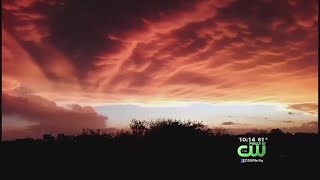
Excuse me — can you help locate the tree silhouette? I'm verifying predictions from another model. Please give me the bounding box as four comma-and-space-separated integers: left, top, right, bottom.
130, 119, 148, 136
270, 128, 285, 135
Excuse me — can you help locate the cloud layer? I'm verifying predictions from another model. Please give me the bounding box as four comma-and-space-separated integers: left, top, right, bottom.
2, 0, 318, 138
287, 103, 318, 115
224, 121, 318, 135
2, 93, 107, 140
2, 0, 318, 105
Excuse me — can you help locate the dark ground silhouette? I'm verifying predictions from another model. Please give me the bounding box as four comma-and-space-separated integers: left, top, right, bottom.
2, 119, 319, 176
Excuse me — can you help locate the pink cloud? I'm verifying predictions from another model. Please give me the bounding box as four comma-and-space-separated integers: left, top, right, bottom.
1, 0, 318, 111
2, 93, 108, 140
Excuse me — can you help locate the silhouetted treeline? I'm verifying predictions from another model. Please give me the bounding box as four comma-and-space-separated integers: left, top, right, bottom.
2, 119, 317, 144
2, 119, 318, 174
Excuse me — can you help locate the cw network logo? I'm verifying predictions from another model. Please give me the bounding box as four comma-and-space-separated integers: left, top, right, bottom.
237, 144, 266, 157
237, 137, 268, 164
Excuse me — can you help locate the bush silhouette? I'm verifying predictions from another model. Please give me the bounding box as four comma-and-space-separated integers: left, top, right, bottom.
130, 118, 210, 137
130, 119, 148, 136
269, 128, 285, 135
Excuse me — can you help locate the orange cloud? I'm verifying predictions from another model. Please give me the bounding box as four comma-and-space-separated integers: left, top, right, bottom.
1, 0, 318, 112
287, 103, 318, 115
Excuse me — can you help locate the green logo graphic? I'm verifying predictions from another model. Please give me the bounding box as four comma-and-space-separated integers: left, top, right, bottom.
237, 143, 266, 157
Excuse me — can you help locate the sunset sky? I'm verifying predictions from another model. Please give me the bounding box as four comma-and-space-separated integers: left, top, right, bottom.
2, 0, 318, 140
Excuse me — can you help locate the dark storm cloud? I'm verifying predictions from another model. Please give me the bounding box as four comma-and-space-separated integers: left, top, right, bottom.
48, 0, 198, 73
3, 0, 199, 76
